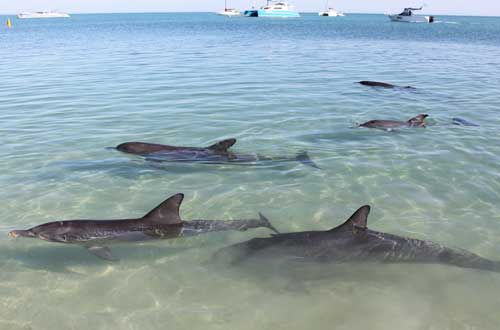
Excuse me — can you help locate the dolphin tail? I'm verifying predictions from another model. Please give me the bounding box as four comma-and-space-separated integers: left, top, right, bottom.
296, 151, 320, 169
258, 212, 280, 234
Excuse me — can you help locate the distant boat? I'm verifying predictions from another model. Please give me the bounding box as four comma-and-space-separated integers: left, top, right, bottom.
388, 7, 434, 23
17, 10, 70, 19
318, 1, 344, 17
318, 8, 345, 17
216, 0, 241, 16
244, 1, 300, 18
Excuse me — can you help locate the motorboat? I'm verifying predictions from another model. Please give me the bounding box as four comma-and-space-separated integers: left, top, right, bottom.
318, 1, 344, 16
17, 10, 70, 19
318, 8, 345, 17
388, 7, 434, 23
244, 1, 300, 18
216, 1, 241, 16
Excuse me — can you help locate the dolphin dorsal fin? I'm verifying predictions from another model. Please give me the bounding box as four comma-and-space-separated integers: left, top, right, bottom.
142, 193, 184, 224
208, 138, 236, 152
329, 205, 370, 232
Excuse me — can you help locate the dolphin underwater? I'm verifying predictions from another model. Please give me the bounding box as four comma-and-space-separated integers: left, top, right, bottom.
359, 81, 416, 89
358, 114, 428, 130
452, 117, 480, 127
116, 138, 319, 169
214, 205, 500, 273
8, 193, 278, 261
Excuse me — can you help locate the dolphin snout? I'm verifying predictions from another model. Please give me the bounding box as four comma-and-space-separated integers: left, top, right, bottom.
8, 230, 33, 238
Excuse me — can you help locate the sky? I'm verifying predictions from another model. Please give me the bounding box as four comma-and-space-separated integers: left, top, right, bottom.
1, 0, 499, 17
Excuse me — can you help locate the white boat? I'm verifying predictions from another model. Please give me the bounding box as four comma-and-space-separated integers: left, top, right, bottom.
244, 1, 300, 18
318, 8, 345, 17
388, 7, 434, 23
216, 0, 241, 16
17, 10, 70, 19
318, 1, 344, 16
217, 8, 241, 16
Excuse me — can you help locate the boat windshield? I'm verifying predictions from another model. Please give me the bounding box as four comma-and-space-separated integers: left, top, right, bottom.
399, 7, 422, 16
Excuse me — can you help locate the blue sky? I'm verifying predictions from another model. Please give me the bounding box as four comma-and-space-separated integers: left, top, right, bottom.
2, 0, 499, 16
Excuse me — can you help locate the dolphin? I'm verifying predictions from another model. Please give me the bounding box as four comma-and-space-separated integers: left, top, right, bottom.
116, 138, 319, 169
452, 117, 480, 127
8, 193, 278, 261
359, 81, 416, 89
214, 205, 500, 273
358, 114, 428, 130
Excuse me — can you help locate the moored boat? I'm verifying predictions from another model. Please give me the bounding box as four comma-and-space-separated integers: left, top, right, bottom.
318, 8, 345, 17
318, 1, 344, 16
216, 0, 241, 16
244, 1, 300, 18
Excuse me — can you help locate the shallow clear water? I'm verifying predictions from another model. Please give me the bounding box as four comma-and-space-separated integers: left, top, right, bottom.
1, 13, 500, 329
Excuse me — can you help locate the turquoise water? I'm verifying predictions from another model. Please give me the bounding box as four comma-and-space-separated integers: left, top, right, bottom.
1, 13, 500, 329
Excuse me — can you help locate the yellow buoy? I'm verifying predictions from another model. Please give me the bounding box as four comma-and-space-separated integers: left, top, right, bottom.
7, 18, 11, 29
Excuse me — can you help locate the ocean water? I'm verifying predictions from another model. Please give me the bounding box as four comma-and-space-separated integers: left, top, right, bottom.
1, 12, 500, 330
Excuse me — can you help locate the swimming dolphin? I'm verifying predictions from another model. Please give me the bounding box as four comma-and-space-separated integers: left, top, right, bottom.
452, 117, 480, 127
8, 193, 278, 261
116, 138, 319, 168
359, 81, 416, 89
358, 114, 428, 130
214, 205, 500, 273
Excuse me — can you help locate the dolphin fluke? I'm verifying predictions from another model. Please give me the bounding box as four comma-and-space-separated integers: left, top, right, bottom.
296, 151, 320, 169
258, 212, 280, 234
208, 138, 237, 152
142, 193, 184, 225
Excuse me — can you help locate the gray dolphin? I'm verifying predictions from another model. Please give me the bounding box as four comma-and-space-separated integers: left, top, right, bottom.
116, 138, 319, 168
9, 193, 278, 261
452, 117, 480, 127
214, 205, 500, 273
358, 114, 428, 130
359, 81, 416, 89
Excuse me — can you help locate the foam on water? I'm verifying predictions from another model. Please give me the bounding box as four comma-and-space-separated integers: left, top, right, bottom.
1, 13, 500, 330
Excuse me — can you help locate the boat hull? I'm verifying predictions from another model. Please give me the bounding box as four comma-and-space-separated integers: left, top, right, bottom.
318, 11, 344, 17
244, 9, 300, 17
257, 9, 300, 17
216, 11, 241, 17
244, 10, 259, 17
388, 14, 434, 23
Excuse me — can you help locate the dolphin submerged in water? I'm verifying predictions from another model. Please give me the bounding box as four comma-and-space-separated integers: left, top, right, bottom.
9, 193, 278, 261
116, 138, 319, 169
358, 114, 428, 130
214, 205, 500, 273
